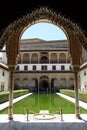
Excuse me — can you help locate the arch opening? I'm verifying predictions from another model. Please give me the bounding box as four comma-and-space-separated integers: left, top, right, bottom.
21, 22, 67, 41
0, 7, 85, 120
39, 76, 49, 93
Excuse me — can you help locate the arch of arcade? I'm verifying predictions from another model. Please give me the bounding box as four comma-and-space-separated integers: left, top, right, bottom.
0, 7, 87, 120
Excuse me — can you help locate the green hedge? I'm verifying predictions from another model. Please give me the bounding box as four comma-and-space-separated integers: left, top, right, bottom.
60, 89, 75, 98
0, 89, 29, 103
60, 89, 87, 103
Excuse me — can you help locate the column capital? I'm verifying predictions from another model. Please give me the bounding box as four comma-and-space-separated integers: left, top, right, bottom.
8, 65, 16, 73
71, 65, 80, 73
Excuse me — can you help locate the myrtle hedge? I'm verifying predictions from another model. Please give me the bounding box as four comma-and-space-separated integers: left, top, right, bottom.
60, 89, 87, 103
0, 89, 29, 103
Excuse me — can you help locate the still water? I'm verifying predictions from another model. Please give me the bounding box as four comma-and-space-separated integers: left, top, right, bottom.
0, 93, 87, 114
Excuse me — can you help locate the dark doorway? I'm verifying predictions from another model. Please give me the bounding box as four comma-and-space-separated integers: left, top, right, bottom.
39, 80, 49, 93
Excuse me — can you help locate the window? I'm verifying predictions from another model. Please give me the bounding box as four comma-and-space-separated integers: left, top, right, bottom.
1, 82, 4, 91
69, 65, 72, 70
52, 65, 56, 70
41, 65, 47, 70
24, 65, 28, 70
16, 66, 19, 70
84, 71, 86, 76
33, 65, 36, 70
61, 65, 65, 70
2, 70, 5, 76
40, 56, 48, 63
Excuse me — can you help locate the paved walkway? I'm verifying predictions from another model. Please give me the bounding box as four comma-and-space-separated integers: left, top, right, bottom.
0, 93, 32, 110
0, 113, 87, 130
56, 93, 87, 110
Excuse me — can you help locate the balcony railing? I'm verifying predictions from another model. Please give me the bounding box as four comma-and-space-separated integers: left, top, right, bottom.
16, 63, 72, 71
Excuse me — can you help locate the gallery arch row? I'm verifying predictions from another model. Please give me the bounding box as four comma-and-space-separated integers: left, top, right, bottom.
14, 73, 74, 92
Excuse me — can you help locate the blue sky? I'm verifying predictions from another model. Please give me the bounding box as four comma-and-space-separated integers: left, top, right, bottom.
0, 22, 67, 57
21, 22, 67, 40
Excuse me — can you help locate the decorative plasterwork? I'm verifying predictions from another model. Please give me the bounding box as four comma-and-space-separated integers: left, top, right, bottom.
0, 7, 87, 50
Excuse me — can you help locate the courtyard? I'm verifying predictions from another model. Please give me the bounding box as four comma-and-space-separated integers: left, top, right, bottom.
0, 93, 87, 130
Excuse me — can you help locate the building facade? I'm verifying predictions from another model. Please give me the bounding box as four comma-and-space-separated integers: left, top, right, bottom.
1, 38, 87, 92
78, 47, 87, 91
79, 62, 87, 91
0, 62, 9, 91
13, 39, 74, 93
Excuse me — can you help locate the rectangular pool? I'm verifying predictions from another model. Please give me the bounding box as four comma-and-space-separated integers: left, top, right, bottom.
0, 93, 87, 114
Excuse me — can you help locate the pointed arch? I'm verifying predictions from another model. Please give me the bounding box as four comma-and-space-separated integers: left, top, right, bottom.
23, 53, 29, 63
1, 7, 85, 120
51, 78, 58, 92
23, 78, 30, 89
31, 78, 38, 92
31, 53, 38, 63
60, 78, 67, 89
14, 78, 21, 90
0, 7, 86, 51
59, 53, 66, 63
50, 53, 57, 63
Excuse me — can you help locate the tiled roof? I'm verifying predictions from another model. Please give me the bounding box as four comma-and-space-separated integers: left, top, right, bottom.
20, 39, 68, 51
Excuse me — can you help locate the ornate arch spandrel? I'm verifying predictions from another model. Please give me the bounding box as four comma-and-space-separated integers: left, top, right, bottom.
0, 7, 87, 52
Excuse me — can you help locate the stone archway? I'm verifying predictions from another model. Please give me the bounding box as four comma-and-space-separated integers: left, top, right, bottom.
40, 80, 49, 93
0, 7, 87, 50
31, 78, 38, 93
14, 78, 21, 90
39, 75, 49, 93
0, 7, 87, 120
51, 78, 58, 92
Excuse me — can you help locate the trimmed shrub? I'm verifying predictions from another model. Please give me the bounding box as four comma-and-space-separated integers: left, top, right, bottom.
60, 89, 75, 98
0, 89, 29, 103
60, 89, 87, 103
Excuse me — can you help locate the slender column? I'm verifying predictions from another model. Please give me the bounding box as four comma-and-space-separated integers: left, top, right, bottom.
73, 66, 81, 119
38, 53, 40, 63
49, 52, 50, 63
49, 79, 51, 93
8, 66, 15, 120
21, 54, 23, 64
66, 53, 68, 63
6, 30, 20, 120
57, 53, 59, 63
30, 53, 31, 64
